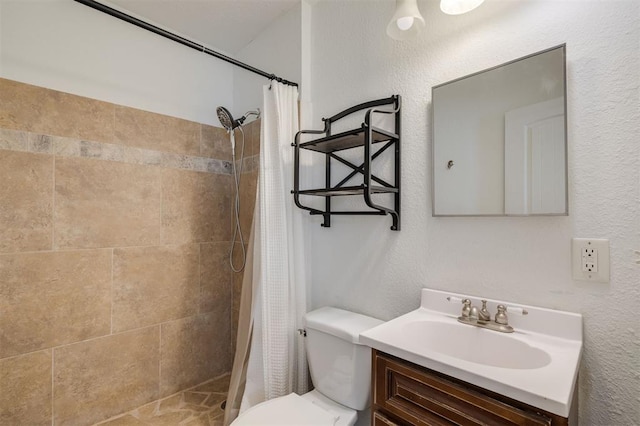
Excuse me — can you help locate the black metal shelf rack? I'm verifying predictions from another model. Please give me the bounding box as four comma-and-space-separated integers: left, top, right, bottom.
292, 95, 401, 230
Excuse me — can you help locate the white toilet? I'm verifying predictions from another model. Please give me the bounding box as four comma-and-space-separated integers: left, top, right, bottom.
232, 306, 383, 426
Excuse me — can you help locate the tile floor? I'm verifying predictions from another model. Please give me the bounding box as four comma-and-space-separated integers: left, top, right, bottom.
95, 374, 230, 426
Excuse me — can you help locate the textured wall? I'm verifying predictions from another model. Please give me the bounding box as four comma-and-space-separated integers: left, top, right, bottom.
0, 78, 234, 425
307, 1, 639, 424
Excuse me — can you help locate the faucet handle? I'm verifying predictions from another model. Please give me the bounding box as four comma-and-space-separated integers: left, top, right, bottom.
495, 305, 509, 325
446, 296, 472, 319
461, 299, 472, 319
495, 304, 528, 325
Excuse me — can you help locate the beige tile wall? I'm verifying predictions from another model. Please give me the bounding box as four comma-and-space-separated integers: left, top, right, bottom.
0, 150, 53, 252
0, 78, 257, 426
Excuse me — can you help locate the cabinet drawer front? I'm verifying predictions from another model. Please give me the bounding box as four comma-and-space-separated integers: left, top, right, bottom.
373, 352, 552, 426
373, 410, 403, 426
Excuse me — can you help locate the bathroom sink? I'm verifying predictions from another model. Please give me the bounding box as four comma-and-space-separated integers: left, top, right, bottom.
359, 288, 582, 418
401, 320, 551, 369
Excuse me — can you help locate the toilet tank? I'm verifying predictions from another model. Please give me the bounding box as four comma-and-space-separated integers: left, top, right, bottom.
303, 307, 383, 411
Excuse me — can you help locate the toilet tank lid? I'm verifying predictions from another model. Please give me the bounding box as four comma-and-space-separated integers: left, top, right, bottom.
304, 307, 383, 345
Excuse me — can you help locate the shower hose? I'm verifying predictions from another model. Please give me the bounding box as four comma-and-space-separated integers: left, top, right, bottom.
229, 127, 246, 273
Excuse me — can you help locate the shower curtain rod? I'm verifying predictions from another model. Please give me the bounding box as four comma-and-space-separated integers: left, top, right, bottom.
73, 0, 299, 87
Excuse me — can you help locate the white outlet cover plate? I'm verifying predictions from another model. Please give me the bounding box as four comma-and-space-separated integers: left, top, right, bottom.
572, 238, 610, 283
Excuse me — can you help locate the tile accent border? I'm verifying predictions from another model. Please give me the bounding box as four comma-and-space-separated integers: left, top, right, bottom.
0, 128, 231, 175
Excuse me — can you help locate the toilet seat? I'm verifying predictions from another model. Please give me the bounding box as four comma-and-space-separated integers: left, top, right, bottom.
231, 391, 357, 426
300, 390, 357, 426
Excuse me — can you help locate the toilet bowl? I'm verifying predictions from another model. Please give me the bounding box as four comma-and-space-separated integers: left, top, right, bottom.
231, 307, 382, 426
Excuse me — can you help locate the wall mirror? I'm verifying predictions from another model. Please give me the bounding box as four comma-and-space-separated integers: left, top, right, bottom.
432, 45, 567, 216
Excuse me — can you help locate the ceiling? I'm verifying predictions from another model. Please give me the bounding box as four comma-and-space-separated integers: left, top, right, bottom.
105, 0, 300, 54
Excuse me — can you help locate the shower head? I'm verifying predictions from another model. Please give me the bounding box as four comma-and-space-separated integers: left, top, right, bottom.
216, 106, 237, 131
216, 106, 261, 131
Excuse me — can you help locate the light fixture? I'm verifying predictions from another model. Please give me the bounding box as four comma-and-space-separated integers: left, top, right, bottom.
440, 0, 485, 15
386, 0, 425, 40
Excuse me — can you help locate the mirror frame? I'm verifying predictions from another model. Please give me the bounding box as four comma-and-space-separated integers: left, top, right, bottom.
431, 44, 568, 217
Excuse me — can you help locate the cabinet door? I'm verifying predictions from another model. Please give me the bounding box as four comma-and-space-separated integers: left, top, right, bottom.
373, 351, 553, 426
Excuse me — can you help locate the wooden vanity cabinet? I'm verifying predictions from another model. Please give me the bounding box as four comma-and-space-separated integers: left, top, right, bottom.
371, 350, 569, 426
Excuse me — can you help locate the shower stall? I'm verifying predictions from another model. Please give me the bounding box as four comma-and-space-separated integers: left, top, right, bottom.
0, 1, 299, 425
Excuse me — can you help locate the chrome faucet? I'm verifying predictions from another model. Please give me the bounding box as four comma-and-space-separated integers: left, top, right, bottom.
454, 298, 527, 333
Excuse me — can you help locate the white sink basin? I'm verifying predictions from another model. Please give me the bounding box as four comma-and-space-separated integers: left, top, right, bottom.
359, 288, 582, 418
402, 320, 551, 369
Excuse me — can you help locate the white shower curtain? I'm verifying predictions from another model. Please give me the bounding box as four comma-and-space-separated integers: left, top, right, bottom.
238, 81, 309, 413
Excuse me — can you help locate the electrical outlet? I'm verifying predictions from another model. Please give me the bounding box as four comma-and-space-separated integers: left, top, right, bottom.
582, 247, 597, 272
572, 238, 609, 282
